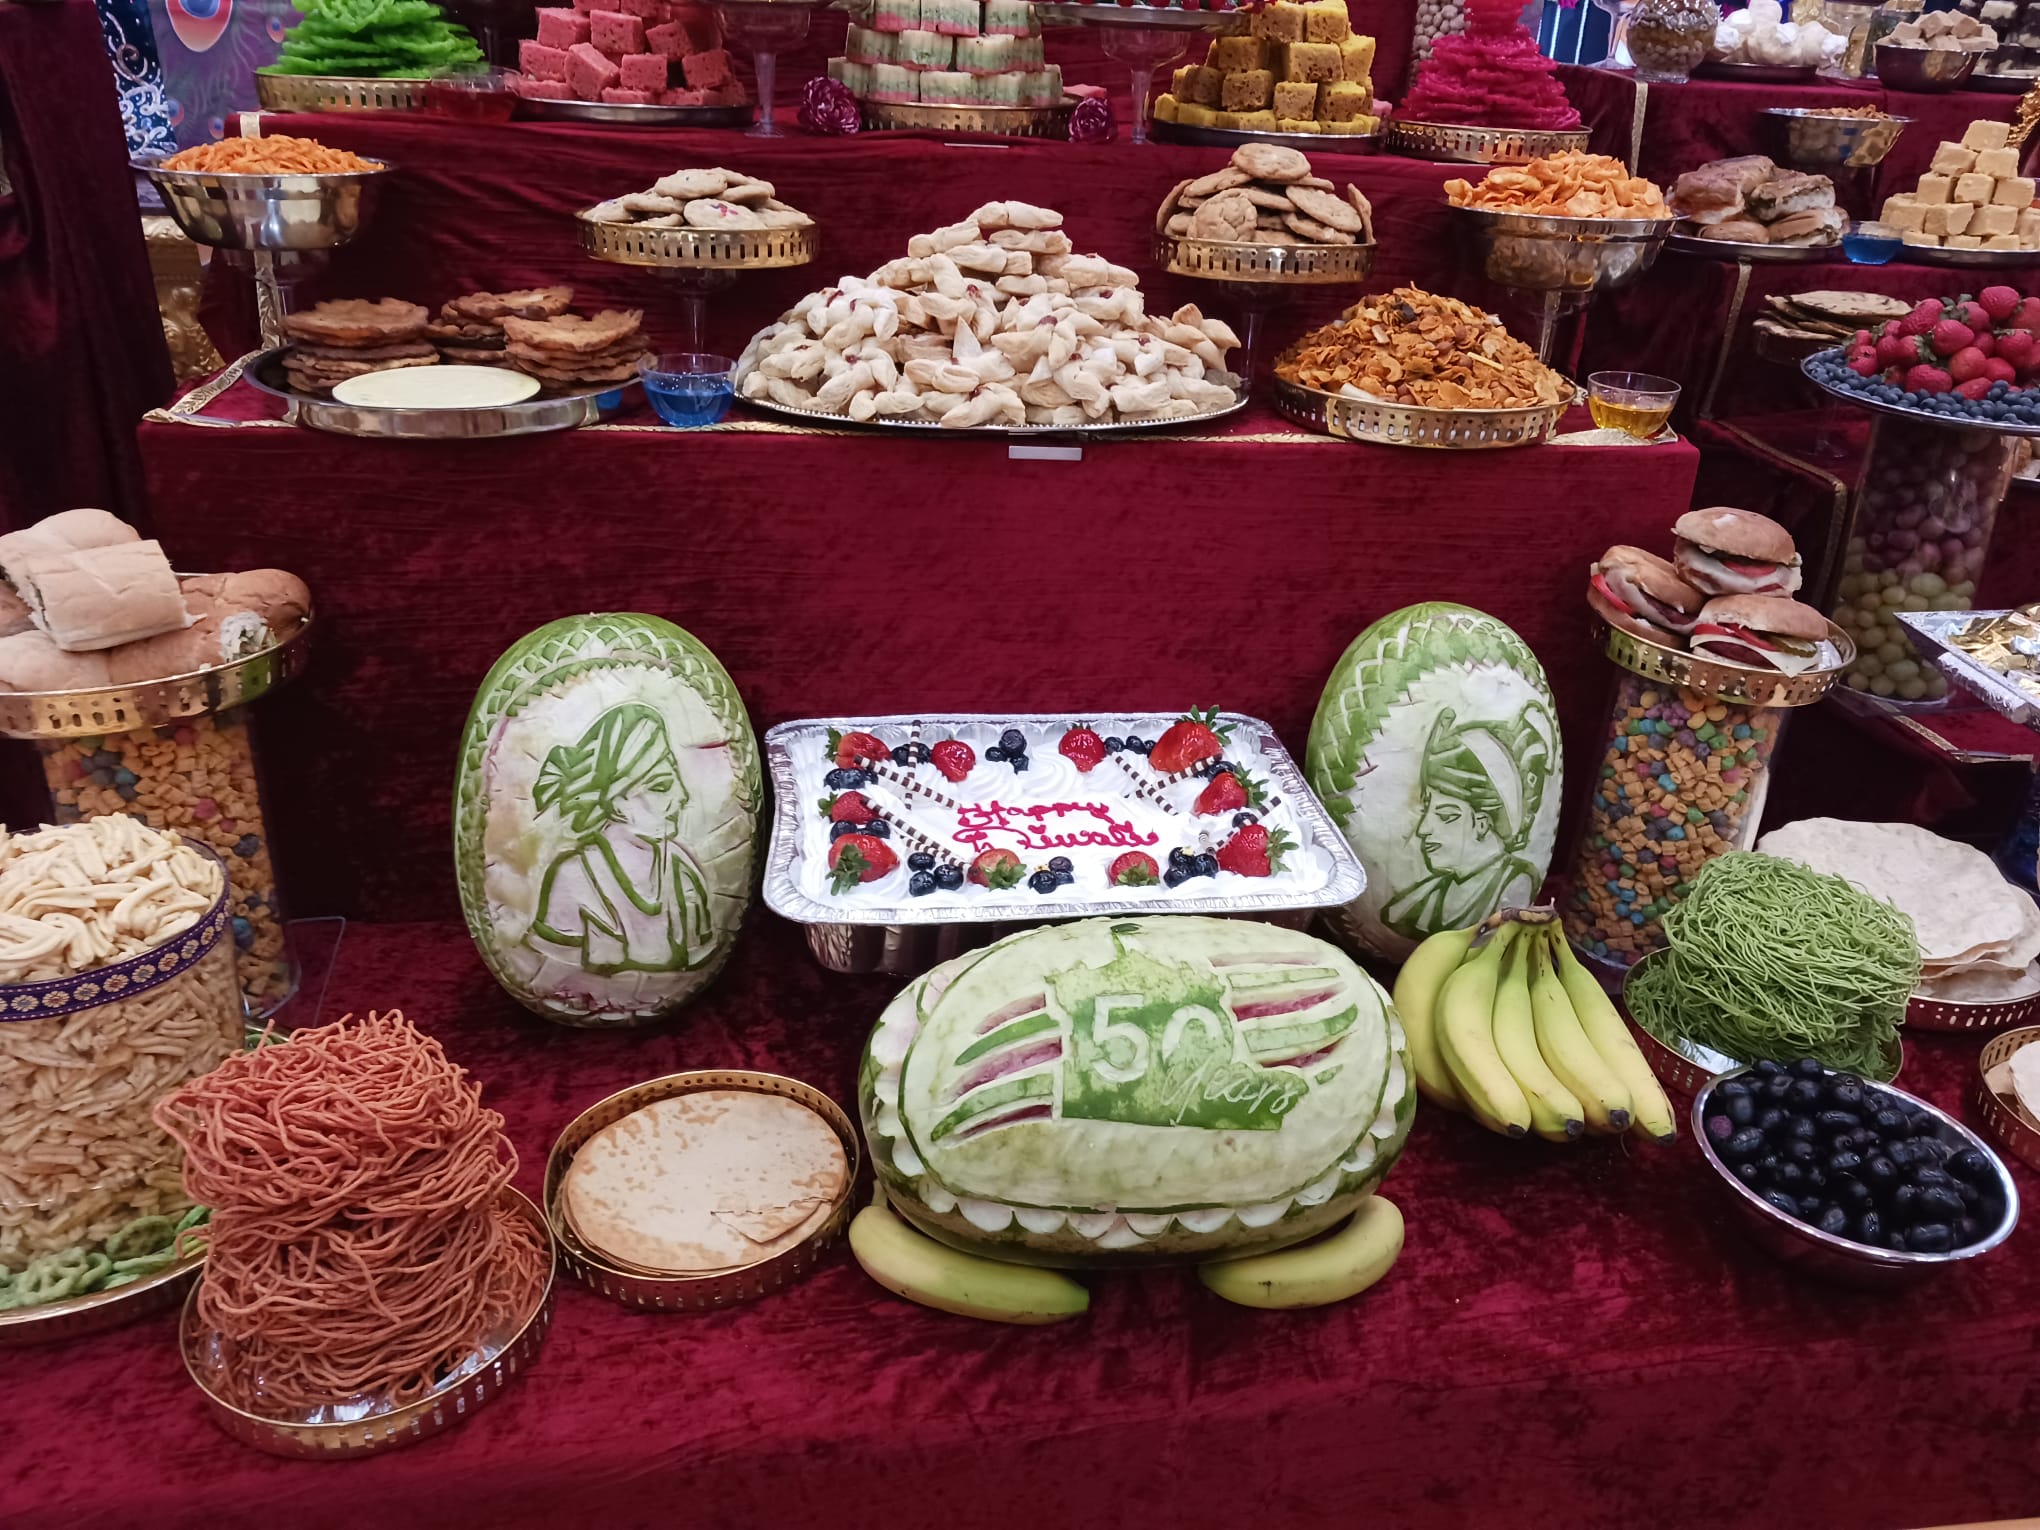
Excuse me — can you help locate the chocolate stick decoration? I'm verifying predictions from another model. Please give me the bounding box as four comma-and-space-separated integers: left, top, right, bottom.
1112, 754, 1178, 814
856, 755, 959, 811
869, 805, 959, 867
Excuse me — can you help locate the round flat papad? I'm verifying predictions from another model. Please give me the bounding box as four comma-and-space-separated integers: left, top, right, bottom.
333, 364, 540, 409
563, 1090, 849, 1276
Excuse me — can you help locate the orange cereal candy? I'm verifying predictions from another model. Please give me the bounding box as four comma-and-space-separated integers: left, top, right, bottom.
1273, 286, 1570, 408
1444, 152, 1670, 220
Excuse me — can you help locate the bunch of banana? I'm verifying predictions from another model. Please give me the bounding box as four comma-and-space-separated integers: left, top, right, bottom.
1392, 911, 1676, 1144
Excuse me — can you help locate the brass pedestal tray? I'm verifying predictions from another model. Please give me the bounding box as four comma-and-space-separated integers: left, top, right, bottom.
1974, 1027, 2040, 1173
180, 1188, 554, 1459
0, 1245, 204, 1349
1596, 614, 1856, 709
1271, 373, 1573, 449
1907, 985, 2040, 1033
578, 212, 816, 352
1386, 118, 1588, 164
516, 97, 754, 127
742, 391, 1248, 436
1154, 233, 1374, 382
543, 1071, 857, 1311
859, 97, 1076, 137
0, 618, 311, 741
254, 71, 429, 112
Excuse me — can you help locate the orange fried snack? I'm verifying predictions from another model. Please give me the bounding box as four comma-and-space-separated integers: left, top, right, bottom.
1274, 286, 1571, 409
1444, 151, 1670, 219
160, 134, 381, 175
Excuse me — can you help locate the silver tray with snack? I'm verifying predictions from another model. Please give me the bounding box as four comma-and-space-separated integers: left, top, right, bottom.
243, 347, 638, 439
1668, 230, 1836, 263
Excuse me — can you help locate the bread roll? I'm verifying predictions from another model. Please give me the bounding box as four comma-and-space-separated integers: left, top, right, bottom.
19, 541, 192, 652
0, 584, 36, 640
0, 509, 139, 593
0, 631, 113, 692
106, 570, 311, 684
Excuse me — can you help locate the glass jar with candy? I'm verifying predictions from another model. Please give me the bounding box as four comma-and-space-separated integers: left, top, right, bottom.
1624, 0, 1720, 79
1562, 615, 1850, 974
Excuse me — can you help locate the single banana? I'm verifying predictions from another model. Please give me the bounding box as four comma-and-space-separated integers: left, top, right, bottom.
1198, 1196, 1405, 1309
1492, 937, 1584, 1143
1435, 924, 1533, 1138
1528, 928, 1633, 1136
1550, 933, 1677, 1143
1391, 924, 1478, 1113
848, 1201, 1090, 1324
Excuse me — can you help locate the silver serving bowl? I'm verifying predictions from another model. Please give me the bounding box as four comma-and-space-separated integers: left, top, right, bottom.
134, 157, 392, 252
1761, 106, 1910, 169
1449, 205, 1676, 294
1872, 43, 1980, 92
1692, 1067, 2018, 1288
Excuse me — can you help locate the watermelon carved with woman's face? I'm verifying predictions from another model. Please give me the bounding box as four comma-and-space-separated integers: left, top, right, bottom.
860, 915, 1415, 1266
1307, 603, 1563, 961
455, 614, 760, 1027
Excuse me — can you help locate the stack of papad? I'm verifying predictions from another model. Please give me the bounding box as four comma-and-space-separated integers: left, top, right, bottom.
1757, 818, 2040, 1003
562, 1090, 849, 1276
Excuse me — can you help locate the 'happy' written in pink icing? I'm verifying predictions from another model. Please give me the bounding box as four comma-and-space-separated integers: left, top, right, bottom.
952, 801, 1160, 853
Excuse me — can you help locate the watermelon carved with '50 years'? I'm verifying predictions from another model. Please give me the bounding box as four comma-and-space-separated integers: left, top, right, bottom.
860, 915, 1415, 1266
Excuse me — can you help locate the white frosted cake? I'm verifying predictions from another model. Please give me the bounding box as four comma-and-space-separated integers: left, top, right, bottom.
770, 711, 1352, 916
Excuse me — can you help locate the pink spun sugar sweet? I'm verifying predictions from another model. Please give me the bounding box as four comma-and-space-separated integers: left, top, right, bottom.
1399, 0, 1579, 129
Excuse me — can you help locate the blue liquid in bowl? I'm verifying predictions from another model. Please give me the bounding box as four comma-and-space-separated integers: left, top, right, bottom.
645, 373, 734, 427
1843, 230, 1902, 265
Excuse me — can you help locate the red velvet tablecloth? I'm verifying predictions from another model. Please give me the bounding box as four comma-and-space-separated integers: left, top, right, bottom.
3, 914, 2038, 1530
133, 373, 1697, 923
0, 0, 175, 529
1559, 62, 2027, 200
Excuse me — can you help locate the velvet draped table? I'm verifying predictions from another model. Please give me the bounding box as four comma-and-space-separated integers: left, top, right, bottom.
0, 0, 174, 529
3, 915, 2039, 1530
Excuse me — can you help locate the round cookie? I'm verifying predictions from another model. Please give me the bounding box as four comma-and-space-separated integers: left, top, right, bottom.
1184, 165, 1251, 199
1192, 188, 1258, 241
1231, 142, 1311, 183
1288, 184, 1365, 233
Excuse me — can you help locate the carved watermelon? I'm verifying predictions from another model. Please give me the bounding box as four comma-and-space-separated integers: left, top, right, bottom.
860, 916, 1414, 1266
1308, 603, 1562, 961
455, 614, 760, 1027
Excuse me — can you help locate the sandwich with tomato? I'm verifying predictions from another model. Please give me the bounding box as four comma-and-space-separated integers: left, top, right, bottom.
1690, 594, 1829, 675
1672, 507, 1803, 597
1589, 545, 1707, 645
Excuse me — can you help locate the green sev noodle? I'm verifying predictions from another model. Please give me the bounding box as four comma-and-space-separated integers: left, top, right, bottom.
1627, 851, 1919, 1077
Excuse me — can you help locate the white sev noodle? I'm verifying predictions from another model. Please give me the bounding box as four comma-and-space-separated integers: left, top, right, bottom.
0, 818, 239, 1272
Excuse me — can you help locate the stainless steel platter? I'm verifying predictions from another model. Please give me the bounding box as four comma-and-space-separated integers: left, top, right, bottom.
243, 347, 638, 439
739, 391, 1247, 436
1451, 204, 1676, 293
134, 156, 393, 252
1694, 59, 1818, 81
1150, 119, 1382, 154
1971, 69, 2040, 93
1909, 242, 2040, 270
1802, 349, 2040, 435
1899, 609, 2040, 728
1031, 2, 1234, 27
1669, 230, 1837, 264
761, 711, 1366, 939
514, 97, 753, 127
1760, 106, 1909, 170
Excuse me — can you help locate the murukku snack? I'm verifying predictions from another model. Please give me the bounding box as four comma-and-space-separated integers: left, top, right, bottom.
0, 818, 239, 1275
159, 135, 382, 175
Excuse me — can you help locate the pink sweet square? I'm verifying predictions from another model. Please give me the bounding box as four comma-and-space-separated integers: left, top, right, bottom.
600, 86, 657, 102
618, 0, 666, 18
518, 38, 570, 78
534, 7, 591, 46
680, 46, 731, 87
701, 82, 744, 106
566, 40, 621, 96
662, 86, 706, 105
617, 51, 668, 88
645, 21, 690, 56
588, 9, 646, 55
514, 75, 576, 98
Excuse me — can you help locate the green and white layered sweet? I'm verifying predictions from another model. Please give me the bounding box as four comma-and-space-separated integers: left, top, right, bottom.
455, 614, 759, 1028
1309, 602, 1563, 961
860, 916, 1414, 1266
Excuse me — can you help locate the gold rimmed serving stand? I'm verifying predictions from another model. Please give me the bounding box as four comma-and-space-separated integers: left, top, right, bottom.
859, 97, 1076, 138
577, 213, 817, 352
1154, 233, 1375, 383
1271, 373, 1574, 449
253, 72, 429, 112
1386, 118, 1588, 164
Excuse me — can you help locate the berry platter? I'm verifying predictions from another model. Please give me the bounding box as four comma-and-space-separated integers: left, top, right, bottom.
1803, 290, 2040, 432
761, 711, 1365, 976
1804, 349, 2040, 434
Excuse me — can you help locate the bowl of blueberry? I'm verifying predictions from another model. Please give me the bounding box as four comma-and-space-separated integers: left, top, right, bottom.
1694, 1059, 2018, 1286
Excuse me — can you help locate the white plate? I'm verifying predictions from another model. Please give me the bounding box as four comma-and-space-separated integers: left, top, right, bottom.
332, 365, 541, 409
